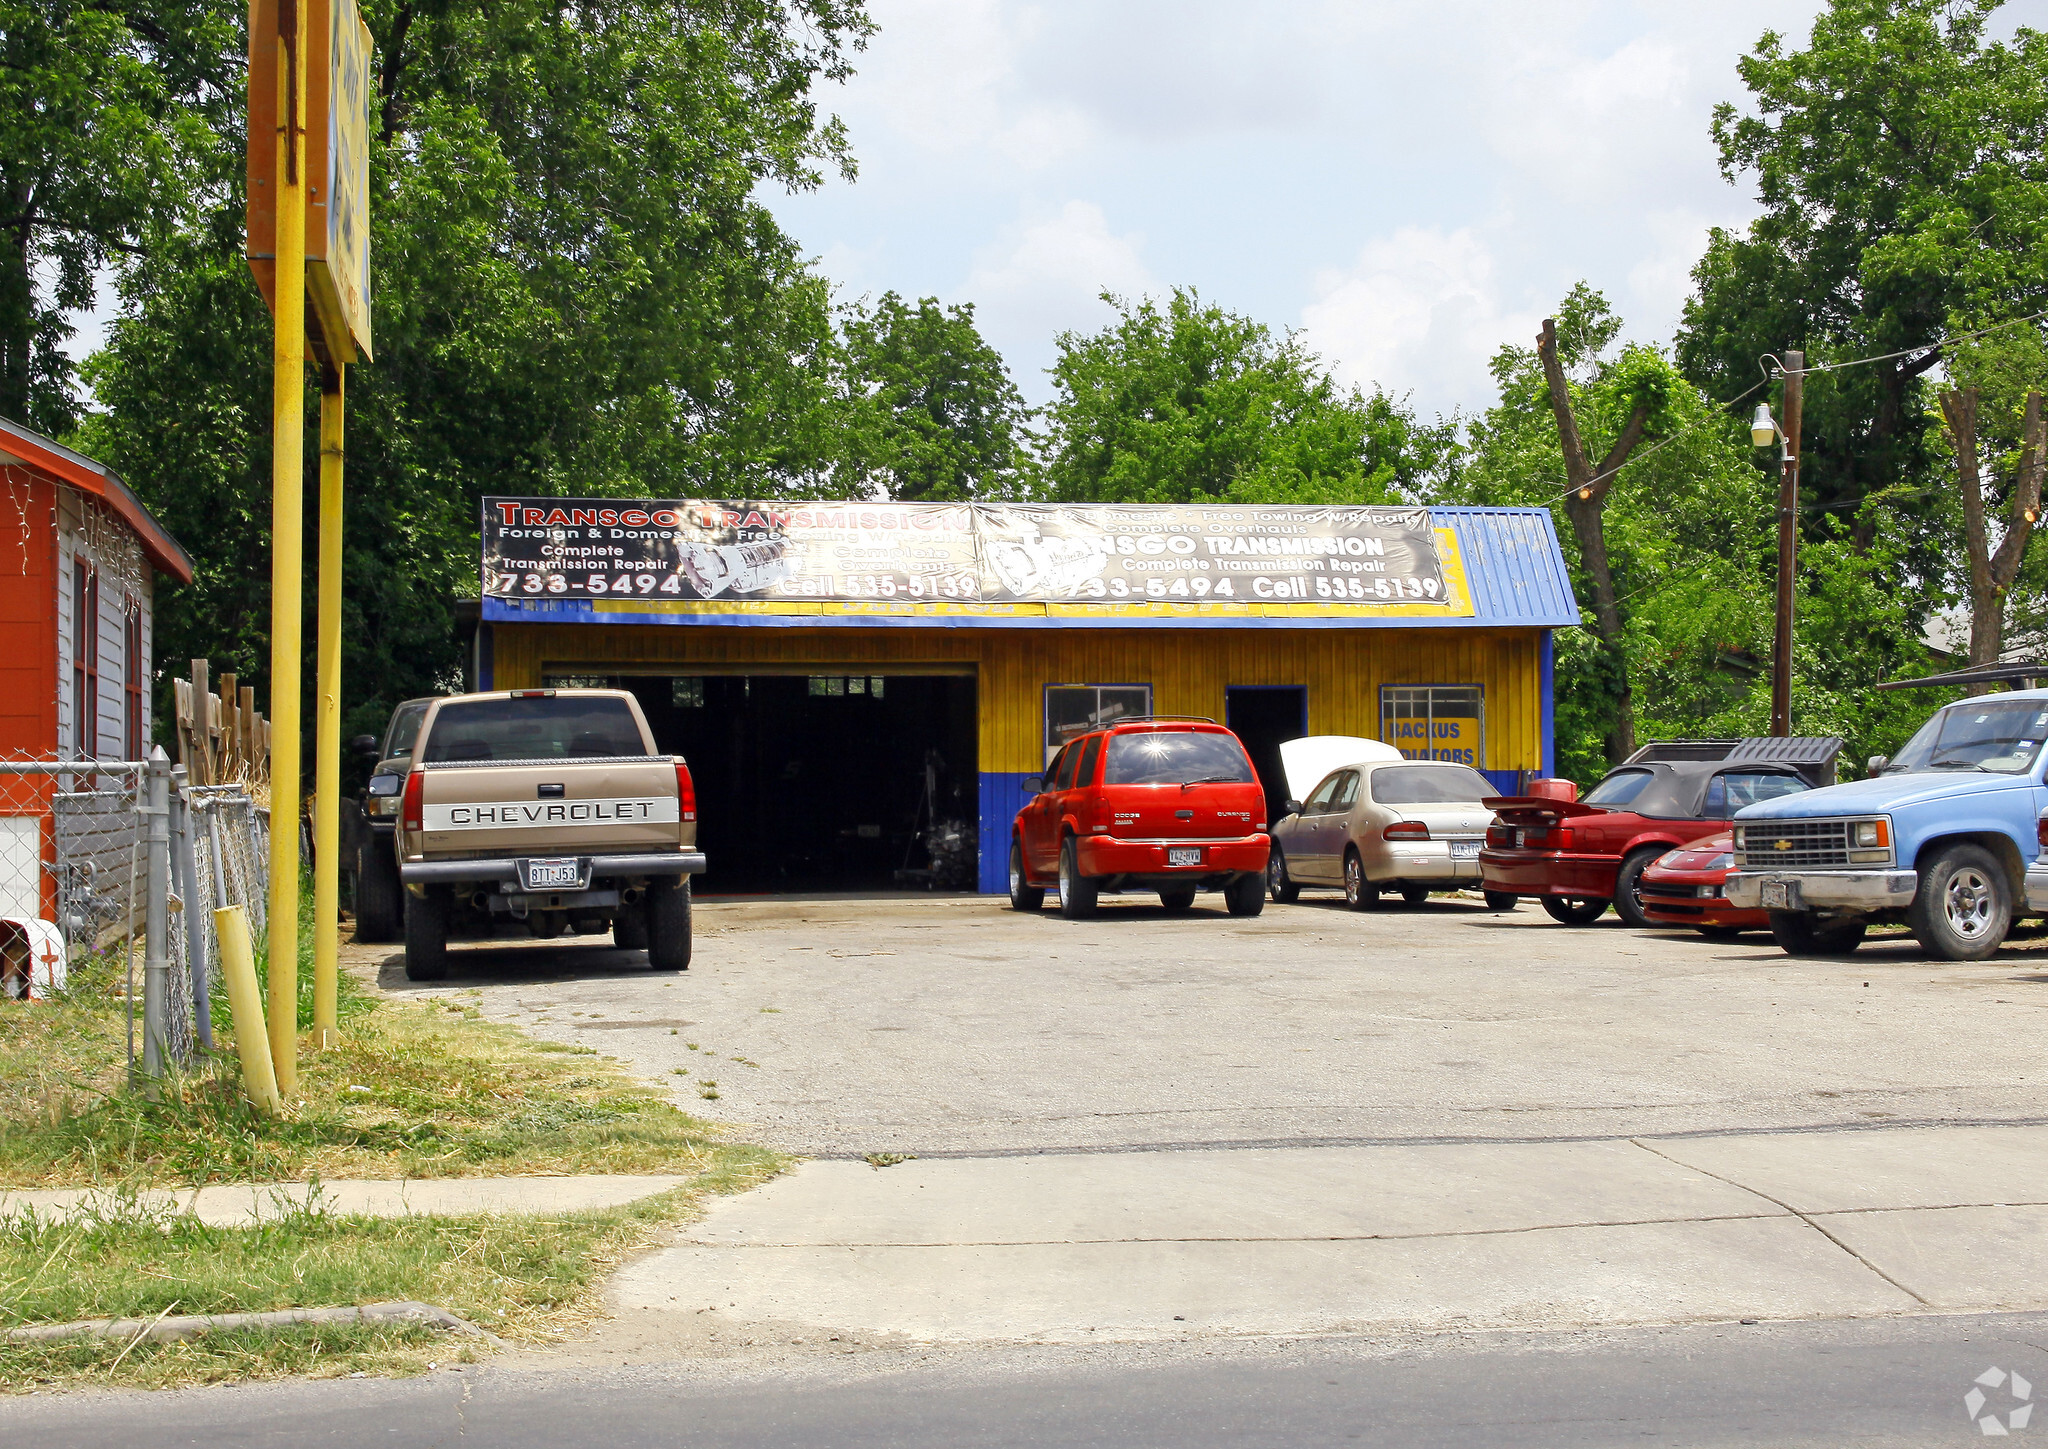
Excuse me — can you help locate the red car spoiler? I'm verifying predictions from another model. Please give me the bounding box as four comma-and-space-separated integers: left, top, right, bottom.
1481, 795, 1610, 825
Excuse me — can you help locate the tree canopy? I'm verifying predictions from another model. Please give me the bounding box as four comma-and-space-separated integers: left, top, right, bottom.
0, 0, 236, 432
1676, 0, 2048, 552
1039, 288, 1446, 506
835, 291, 1030, 502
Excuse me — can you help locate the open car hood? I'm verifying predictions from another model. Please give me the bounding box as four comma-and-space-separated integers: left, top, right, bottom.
1280, 736, 1403, 801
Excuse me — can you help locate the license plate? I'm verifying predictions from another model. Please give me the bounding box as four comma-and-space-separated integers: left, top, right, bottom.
1450, 841, 1481, 860
1167, 847, 1202, 868
522, 858, 582, 890
1761, 879, 1798, 911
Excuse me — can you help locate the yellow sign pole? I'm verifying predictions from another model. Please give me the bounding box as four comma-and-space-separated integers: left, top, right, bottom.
313, 362, 345, 1048
267, 0, 308, 1093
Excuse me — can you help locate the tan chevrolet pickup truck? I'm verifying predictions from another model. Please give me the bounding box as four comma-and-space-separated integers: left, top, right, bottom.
394, 688, 703, 980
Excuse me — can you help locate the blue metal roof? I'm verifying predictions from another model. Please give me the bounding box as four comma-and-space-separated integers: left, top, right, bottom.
1432, 507, 1581, 628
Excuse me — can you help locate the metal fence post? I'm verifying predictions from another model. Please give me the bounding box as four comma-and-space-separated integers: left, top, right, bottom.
141, 749, 172, 1083
171, 767, 212, 1051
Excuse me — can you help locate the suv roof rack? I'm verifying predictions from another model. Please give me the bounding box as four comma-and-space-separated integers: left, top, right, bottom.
1108, 715, 1218, 726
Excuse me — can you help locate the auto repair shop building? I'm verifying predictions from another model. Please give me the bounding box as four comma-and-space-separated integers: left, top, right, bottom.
471, 500, 1577, 895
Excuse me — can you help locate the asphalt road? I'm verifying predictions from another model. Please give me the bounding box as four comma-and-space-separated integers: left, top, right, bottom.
8, 1311, 2044, 1447
364, 890, 2048, 1157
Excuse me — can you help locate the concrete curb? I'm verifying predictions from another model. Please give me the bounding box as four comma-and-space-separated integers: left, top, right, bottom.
7, 1300, 505, 1348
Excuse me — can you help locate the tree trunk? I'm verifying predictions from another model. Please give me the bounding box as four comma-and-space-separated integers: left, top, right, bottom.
1536, 318, 1649, 762
0, 201, 32, 426
1941, 388, 2046, 695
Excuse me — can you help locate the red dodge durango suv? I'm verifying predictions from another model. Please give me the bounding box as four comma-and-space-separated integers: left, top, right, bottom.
1010, 719, 1271, 919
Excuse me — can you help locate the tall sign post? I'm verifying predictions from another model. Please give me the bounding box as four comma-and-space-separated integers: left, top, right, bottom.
249, 0, 373, 1070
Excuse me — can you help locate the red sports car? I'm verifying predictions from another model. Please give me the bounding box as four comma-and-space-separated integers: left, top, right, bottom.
1478, 760, 1811, 928
1635, 831, 1767, 938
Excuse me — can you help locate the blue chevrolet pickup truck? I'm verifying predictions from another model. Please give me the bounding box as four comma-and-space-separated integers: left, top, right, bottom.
1724, 691, 2048, 959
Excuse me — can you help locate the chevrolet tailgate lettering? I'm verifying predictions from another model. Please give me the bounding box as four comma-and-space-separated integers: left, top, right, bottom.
423, 797, 680, 831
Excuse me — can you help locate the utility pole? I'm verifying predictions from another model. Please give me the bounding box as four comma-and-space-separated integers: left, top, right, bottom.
1771, 350, 1804, 738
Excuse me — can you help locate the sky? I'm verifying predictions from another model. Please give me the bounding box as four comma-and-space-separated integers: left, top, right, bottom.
766, 0, 1831, 418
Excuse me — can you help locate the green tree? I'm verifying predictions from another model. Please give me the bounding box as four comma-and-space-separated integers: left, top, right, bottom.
1449, 284, 1944, 783
1040, 287, 1446, 505
77, 0, 873, 752
835, 291, 1030, 501
1675, 0, 2048, 552
0, 0, 236, 430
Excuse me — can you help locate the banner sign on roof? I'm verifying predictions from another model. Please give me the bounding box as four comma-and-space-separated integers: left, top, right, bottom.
479, 498, 1470, 623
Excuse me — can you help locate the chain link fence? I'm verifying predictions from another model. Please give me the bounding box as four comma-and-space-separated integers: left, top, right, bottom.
0, 756, 268, 1073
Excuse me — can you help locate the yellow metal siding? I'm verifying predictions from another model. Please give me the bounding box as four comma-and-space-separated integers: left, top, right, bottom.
489, 624, 1545, 775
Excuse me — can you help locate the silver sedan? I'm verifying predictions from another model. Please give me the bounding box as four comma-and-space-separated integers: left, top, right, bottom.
1267, 760, 1503, 909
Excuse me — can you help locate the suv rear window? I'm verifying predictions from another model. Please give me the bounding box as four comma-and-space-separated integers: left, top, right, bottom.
1103, 731, 1254, 786
1370, 763, 1494, 804
421, 696, 648, 763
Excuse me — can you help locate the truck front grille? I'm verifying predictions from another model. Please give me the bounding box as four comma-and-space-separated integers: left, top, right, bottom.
1740, 819, 1851, 870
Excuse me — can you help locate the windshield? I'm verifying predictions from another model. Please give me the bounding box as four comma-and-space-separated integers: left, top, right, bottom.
421, 696, 648, 763
1887, 700, 2048, 775
1370, 764, 1494, 805
382, 702, 428, 760
1103, 731, 1255, 786
1583, 769, 1654, 807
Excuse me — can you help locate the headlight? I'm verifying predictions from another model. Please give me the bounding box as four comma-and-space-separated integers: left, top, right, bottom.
367, 773, 402, 796
1703, 852, 1733, 872
1851, 819, 1889, 848
1731, 826, 1745, 849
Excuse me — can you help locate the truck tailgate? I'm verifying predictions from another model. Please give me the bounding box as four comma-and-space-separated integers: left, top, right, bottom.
417, 759, 685, 857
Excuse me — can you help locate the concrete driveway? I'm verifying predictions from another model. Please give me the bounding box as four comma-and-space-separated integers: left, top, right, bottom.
359, 891, 2048, 1349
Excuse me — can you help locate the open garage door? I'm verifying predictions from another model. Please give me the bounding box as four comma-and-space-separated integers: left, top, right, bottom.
605, 672, 977, 895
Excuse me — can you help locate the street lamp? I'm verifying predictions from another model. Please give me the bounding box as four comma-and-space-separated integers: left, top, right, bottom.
1756, 356, 1804, 739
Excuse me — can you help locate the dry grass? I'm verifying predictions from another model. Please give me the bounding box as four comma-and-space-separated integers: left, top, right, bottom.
0, 950, 770, 1188
0, 897, 788, 1391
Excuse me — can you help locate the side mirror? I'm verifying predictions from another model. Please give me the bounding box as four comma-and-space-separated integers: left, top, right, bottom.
350, 734, 380, 758
1284, 800, 1304, 818
1866, 755, 1888, 776
1023, 776, 1043, 795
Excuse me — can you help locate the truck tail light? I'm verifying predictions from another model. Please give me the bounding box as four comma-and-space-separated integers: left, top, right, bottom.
1383, 821, 1430, 841
2039, 815, 2048, 851
401, 769, 424, 832
509, 688, 555, 698
674, 759, 697, 823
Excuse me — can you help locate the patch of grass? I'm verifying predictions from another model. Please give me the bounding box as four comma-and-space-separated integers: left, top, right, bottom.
0, 885, 780, 1189
0, 1174, 771, 1392
4, 1320, 458, 1392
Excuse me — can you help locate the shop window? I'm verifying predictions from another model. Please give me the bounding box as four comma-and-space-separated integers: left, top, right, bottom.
1380, 685, 1483, 766
672, 677, 705, 708
806, 676, 886, 698
544, 673, 614, 689
1044, 683, 1151, 764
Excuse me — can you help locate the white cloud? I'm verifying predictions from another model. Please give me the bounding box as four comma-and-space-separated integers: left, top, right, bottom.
1301, 227, 1541, 413
963, 200, 1155, 348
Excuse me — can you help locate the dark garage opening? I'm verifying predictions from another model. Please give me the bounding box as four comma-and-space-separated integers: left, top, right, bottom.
1226, 685, 1308, 825
608, 673, 978, 895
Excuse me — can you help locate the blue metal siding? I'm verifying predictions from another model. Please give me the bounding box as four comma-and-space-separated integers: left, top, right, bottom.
978, 772, 1038, 893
